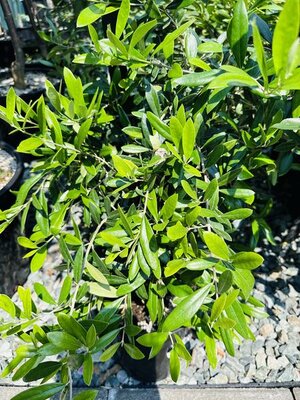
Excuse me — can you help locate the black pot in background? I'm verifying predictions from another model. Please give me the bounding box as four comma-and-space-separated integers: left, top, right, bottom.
0, 141, 23, 210
0, 38, 14, 69
0, 64, 57, 148
0, 29, 41, 69
118, 338, 171, 383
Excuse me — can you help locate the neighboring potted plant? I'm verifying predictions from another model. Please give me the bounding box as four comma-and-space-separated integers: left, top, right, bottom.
0, 0, 299, 399
0, 138, 22, 208
0, 0, 47, 88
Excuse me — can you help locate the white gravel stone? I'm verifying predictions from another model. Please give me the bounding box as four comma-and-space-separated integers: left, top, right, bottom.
256, 348, 267, 369
209, 373, 229, 384
259, 323, 274, 337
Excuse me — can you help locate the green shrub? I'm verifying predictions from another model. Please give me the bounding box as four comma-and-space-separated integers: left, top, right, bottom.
0, 0, 299, 398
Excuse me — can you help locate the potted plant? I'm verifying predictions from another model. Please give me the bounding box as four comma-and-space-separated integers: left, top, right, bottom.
0, 0, 47, 88
0, 0, 299, 398
0, 138, 22, 208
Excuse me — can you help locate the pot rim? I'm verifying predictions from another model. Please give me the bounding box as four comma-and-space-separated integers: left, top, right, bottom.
0, 141, 22, 197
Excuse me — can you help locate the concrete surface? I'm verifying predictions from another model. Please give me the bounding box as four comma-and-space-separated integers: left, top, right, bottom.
108, 388, 294, 400
293, 388, 300, 400
0, 386, 297, 400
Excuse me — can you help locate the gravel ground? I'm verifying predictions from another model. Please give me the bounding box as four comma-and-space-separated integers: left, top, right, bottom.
0, 72, 58, 97
0, 214, 299, 387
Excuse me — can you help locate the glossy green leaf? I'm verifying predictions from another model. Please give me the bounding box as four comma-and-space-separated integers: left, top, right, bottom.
117, 273, 145, 296
232, 252, 263, 270
198, 41, 223, 53
173, 70, 219, 87
186, 258, 216, 270
252, 22, 268, 88
17, 236, 37, 249
218, 270, 233, 293
203, 231, 230, 260
18, 286, 32, 319
226, 301, 253, 339
73, 390, 99, 400
83, 353, 93, 385
57, 313, 87, 344
92, 328, 121, 354
272, 0, 300, 77
6, 87, 15, 121
185, 28, 198, 60
124, 343, 145, 360
34, 283, 56, 305
147, 112, 172, 141
140, 217, 161, 278
146, 85, 161, 116
153, 20, 194, 55
204, 334, 217, 369
227, 0, 249, 67
122, 145, 149, 154
47, 331, 82, 351
74, 245, 84, 283
272, 118, 300, 131
214, 316, 236, 329
99, 342, 121, 362
182, 118, 196, 161
164, 259, 187, 277
137, 332, 169, 347
23, 361, 61, 382
88, 282, 118, 298
58, 276, 72, 305
130, 19, 157, 49
77, 4, 118, 27
12, 356, 40, 382
220, 327, 235, 356
116, 0, 130, 38
17, 137, 43, 153
174, 338, 192, 363
162, 284, 211, 332
161, 193, 178, 220
112, 155, 137, 177
223, 208, 252, 220
208, 71, 258, 89
86, 262, 109, 285
86, 325, 97, 349
232, 269, 254, 299
204, 178, 218, 201
211, 293, 227, 321
0, 294, 16, 317
11, 383, 65, 400
170, 348, 180, 382
147, 190, 158, 221
167, 221, 188, 241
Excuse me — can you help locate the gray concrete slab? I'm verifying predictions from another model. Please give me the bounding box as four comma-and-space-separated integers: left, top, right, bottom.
0, 386, 296, 400
108, 388, 294, 400
293, 388, 300, 400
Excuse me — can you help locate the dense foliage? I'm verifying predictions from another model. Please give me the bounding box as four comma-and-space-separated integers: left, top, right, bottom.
0, 0, 299, 399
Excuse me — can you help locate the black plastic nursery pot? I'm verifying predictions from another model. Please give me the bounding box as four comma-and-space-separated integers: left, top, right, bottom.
118, 338, 171, 383
0, 64, 58, 148
0, 141, 23, 210
0, 38, 15, 69
0, 29, 41, 69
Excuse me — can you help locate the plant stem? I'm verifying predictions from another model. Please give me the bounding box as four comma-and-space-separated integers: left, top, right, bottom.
70, 217, 107, 315
200, 152, 219, 297
0, 0, 26, 89
68, 366, 73, 400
